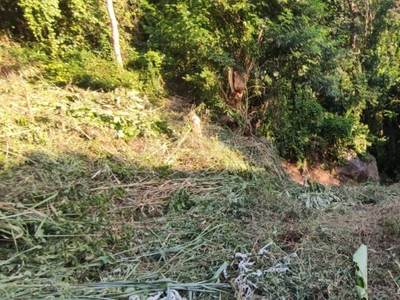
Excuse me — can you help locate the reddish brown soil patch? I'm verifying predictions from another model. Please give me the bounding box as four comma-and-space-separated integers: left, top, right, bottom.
282, 161, 340, 186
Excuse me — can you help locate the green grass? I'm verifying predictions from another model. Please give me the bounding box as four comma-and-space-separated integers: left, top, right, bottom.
1, 48, 400, 299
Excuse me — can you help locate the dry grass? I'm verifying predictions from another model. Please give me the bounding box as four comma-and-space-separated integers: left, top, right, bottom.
1, 63, 400, 299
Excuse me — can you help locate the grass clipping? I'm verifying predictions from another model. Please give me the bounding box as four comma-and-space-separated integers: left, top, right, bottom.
2, 71, 400, 299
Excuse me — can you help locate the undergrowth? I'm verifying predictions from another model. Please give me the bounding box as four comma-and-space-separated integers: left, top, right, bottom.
0, 59, 400, 299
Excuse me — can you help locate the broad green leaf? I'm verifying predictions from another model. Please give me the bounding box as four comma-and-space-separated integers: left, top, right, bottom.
353, 244, 368, 300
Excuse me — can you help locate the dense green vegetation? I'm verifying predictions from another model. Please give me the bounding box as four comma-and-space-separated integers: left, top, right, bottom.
1, 0, 400, 299
1, 0, 400, 175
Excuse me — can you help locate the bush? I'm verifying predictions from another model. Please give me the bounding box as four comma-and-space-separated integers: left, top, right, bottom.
126, 50, 165, 98
262, 88, 325, 162
183, 66, 222, 105
260, 87, 370, 164
44, 50, 140, 91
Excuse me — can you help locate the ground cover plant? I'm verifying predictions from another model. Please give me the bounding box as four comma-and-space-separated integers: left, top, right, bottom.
1, 60, 400, 300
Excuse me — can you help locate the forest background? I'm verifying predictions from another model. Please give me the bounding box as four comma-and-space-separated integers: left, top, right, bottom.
1, 0, 400, 178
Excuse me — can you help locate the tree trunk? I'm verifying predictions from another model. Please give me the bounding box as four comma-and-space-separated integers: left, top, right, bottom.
347, 0, 357, 50
228, 67, 235, 94
106, 0, 123, 67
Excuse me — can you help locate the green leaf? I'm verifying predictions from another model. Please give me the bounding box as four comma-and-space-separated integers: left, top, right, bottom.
353, 244, 368, 300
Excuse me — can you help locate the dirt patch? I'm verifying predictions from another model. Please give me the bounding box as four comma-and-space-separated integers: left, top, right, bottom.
282, 161, 340, 186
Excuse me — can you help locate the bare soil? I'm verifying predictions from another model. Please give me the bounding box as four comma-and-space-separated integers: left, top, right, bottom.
282, 161, 340, 186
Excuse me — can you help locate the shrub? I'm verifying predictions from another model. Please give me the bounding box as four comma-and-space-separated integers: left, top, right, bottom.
44, 50, 140, 91
126, 50, 165, 98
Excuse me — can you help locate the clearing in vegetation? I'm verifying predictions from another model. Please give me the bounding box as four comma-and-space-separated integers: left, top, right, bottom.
1, 70, 400, 299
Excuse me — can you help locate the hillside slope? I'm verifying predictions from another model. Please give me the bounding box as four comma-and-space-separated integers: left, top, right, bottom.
1, 71, 400, 299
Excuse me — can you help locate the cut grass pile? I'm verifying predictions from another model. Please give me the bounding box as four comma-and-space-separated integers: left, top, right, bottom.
0, 68, 400, 299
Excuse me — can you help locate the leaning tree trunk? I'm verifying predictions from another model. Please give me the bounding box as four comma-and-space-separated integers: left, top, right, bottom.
106, 0, 123, 67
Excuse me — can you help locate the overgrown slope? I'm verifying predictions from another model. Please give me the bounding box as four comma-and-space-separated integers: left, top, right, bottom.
0, 70, 400, 299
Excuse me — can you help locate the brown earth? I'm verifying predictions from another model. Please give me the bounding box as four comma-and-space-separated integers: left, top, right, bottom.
282, 161, 340, 186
